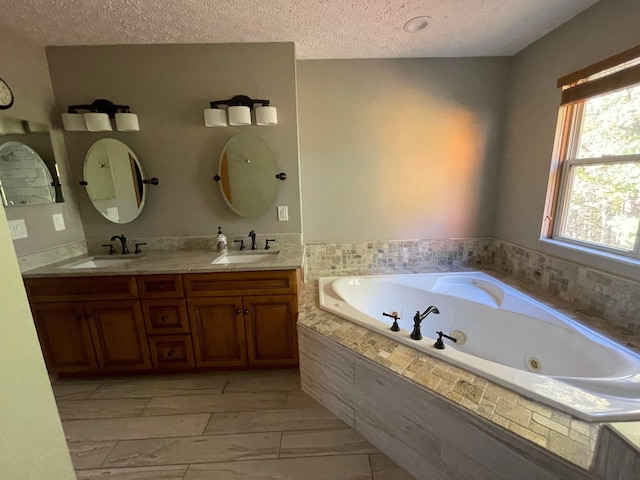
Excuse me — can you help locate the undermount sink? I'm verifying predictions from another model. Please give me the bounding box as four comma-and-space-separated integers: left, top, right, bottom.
61, 256, 140, 269
212, 251, 279, 265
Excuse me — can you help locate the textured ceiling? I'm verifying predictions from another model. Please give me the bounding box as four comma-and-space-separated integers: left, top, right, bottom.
0, 0, 599, 59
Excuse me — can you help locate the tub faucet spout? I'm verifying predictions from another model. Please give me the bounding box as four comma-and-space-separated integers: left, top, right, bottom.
410, 306, 439, 340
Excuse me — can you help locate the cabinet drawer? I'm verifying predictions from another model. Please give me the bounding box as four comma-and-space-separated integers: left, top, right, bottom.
25, 276, 138, 302
137, 275, 184, 298
148, 335, 195, 369
142, 299, 190, 334
184, 270, 298, 297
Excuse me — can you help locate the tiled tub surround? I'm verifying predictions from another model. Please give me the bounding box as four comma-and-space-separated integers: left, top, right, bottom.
305, 237, 640, 334
299, 277, 640, 479
491, 239, 640, 333
305, 238, 493, 279
318, 272, 640, 422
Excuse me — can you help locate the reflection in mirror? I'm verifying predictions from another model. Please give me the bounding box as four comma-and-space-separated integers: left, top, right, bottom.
0, 116, 63, 206
84, 139, 145, 224
218, 133, 278, 218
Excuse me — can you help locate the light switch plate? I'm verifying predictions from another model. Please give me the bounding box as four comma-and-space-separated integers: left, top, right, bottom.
53, 213, 66, 231
277, 205, 289, 221
8, 219, 28, 240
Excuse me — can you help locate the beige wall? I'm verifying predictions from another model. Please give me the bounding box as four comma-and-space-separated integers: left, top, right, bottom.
47, 43, 301, 244
297, 58, 511, 244
0, 205, 75, 479
0, 23, 76, 479
0, 24, 85, 257
494, 0, 640, 259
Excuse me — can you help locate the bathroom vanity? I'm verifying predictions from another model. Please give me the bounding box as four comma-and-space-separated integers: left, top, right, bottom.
23, 248, 302, 376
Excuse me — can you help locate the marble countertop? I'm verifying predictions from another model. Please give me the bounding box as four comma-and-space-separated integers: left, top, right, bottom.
21, 246, 304, 278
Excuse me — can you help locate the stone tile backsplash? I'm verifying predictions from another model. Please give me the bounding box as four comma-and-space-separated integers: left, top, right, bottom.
304, 237, 493, 280
305, 236, 640, 333
491, 239, 640, 333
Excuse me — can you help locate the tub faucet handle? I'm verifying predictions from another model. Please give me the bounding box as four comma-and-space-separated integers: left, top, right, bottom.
434, 331, 458, 350
382, 311, 400, 332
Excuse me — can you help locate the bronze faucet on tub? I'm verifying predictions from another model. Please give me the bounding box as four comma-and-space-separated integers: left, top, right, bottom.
410, 306, 439, 340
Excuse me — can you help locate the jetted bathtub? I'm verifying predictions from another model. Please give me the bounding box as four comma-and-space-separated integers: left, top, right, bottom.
318, 271, 640, 421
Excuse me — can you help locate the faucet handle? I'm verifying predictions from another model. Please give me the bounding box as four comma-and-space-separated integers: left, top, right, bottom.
234, 239, 245, 250
102, 244, 115, 255
134, 242, 147, 254
434, 331, 458, 350
265, 239, 276, 250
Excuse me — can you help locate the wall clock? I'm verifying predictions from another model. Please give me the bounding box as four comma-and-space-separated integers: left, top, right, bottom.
0, 77, 14, 110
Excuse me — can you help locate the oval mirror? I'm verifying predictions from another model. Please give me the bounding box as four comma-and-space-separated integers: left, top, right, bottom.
84, 139, 145, 224
218, 133, 278, 218
0, 141, 56, 206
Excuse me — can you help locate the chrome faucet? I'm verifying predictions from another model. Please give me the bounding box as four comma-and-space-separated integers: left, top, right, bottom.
248, 230, 257, 250
110, 234, 129, 254
410, 306, 439, 340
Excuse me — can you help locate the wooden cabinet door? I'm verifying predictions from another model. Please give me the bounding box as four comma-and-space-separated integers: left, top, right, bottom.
30, 302, 98, 374
243, 295, 298, 366
86, 300, 152, 372
188, 297, 247, 367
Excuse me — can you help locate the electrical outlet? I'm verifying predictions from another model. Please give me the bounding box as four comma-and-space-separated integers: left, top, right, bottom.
53, 213, 66, 231
277, 205, 289, 221
8, 219, 28, 240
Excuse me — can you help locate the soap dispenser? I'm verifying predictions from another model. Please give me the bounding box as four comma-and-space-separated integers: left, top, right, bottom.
216, 227, 227, 252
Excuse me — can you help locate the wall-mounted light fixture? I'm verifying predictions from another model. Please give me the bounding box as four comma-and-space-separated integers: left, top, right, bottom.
204, 95, 277, 127
61, 99, 140, 132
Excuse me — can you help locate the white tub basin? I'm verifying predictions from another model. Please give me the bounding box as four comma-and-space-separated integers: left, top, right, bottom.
212, 252, 278, 265
61, 256, 139, 269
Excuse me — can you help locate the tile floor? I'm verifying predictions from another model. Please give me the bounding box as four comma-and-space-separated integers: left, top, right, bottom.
52, 369, 414, 479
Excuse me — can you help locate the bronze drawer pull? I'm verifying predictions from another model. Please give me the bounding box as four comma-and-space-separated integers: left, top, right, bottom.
157, 284, 163, 290
161, 316, 168, 322
236, 308, 241, 315
244, 309, 249, 315
167, 350, 175, 357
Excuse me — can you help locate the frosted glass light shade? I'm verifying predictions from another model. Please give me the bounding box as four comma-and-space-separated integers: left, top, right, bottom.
84, 112, 112, 132
256, 106, 278, 126
228, 106, 251, 126
61, 113, 87, 131
115, 113, 140, 131
204, 108, 227, 127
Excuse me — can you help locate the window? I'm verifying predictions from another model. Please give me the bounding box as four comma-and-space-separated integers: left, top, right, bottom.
544, 46, 640, 259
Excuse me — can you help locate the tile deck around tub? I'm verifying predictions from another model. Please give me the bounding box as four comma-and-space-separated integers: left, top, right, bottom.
300, 277, 607, 471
